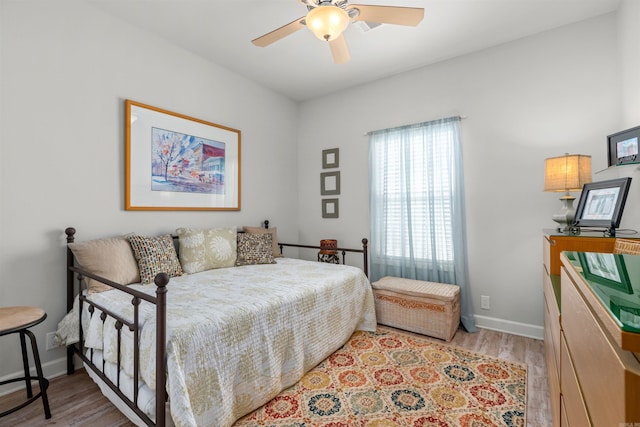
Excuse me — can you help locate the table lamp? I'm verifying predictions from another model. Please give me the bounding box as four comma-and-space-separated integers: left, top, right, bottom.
544, 153, 592, 233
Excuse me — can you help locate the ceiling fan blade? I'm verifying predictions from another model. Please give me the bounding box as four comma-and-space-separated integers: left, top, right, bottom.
252, 17, 306, 47
348, 5, 424, 26
329, 34, 350, 64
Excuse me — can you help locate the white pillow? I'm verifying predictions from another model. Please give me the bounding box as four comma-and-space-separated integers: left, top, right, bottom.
68, 235, 140, 293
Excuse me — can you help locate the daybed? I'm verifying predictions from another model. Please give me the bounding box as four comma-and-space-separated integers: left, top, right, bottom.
60, 223, 375, 427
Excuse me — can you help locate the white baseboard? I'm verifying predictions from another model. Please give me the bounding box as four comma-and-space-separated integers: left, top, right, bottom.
474, 314, 544, 340
0, 355, 69, 397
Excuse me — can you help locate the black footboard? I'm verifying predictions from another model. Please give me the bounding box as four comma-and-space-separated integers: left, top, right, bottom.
65, 227, 168, 427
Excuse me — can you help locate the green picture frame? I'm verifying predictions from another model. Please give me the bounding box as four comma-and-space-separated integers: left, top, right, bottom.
578, 252, 633, 294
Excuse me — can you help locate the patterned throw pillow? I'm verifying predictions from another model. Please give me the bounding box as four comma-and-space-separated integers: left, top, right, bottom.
128, 234, 183, 284
236, 232, 277, 266
242, 226, 283, 257
176, 227, 238, 273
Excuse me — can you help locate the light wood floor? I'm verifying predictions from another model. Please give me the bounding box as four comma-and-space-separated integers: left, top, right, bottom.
0, 327, 551, 426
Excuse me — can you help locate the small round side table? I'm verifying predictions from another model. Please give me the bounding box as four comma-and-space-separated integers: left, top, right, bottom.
0, 306, 51, 419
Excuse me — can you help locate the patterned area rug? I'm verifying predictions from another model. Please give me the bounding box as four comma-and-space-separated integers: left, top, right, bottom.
234, 328, 526, 427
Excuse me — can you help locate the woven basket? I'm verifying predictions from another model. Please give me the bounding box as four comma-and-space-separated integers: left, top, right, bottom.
613, 238, 640, 255
372, 277, 460, 341
320, 239, 338, 254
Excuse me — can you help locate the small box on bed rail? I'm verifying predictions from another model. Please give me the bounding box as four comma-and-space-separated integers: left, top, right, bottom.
371, 276, 460, 341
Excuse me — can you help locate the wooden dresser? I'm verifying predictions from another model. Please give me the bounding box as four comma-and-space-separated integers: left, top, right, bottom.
542, 230, 640, 426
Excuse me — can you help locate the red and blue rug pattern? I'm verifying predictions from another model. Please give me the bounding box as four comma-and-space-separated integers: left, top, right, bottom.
234, 328, 526, 427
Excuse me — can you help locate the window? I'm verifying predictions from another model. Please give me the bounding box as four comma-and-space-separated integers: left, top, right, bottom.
368, 116, 475, 332
369, 117, 463, 281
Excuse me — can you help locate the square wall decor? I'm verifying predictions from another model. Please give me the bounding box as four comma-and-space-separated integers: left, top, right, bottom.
322, 148, 339, 169
321, 171, 340, 195
322, 198, 339, 218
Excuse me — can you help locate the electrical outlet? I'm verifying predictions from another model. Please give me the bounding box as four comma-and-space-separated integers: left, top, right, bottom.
481, 295, 490, 310
46, 332, 59, 350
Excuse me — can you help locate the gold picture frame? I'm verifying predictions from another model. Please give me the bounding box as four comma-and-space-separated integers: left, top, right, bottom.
125, 100, 241, 210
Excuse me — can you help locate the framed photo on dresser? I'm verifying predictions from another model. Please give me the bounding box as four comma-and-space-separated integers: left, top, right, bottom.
573, 177, 632, 231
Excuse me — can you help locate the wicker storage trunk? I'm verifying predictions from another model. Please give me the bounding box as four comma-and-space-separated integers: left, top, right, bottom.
371, 276, 460, 341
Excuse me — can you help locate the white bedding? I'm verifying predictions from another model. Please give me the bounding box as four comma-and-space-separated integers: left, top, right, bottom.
70, 258, 376, 427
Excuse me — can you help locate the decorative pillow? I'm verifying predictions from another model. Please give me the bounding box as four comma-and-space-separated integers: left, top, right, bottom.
128, 235, 183, 284
242, 226, 283, 257
236, 233, 277, 266
176, 227, 237, 274
68, 235, 141, 294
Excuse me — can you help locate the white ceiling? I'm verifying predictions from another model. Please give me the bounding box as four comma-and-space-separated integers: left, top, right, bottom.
88, 0, 620, 102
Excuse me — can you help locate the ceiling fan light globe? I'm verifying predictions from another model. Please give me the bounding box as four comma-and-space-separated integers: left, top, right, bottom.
306, 5, 349, 41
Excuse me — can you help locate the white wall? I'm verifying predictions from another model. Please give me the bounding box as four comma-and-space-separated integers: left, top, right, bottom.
0, 0, 299, 384
619, 0, 640, 127
297, 14, 621, 337
595, 0, 640, 231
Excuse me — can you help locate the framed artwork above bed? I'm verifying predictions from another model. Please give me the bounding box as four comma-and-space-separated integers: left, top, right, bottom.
125, 100, 241, 211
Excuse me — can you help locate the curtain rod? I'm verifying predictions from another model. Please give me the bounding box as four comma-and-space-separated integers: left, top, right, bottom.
364, 115, 467, 136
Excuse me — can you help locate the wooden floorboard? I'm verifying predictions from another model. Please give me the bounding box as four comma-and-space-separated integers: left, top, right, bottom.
0, 326, 551, 426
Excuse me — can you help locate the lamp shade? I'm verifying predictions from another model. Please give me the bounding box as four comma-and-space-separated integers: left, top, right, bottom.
544, 154, 592, 192
306, 5, 349, 41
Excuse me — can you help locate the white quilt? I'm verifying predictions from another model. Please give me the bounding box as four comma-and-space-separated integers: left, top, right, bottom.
78, 258, 376, 427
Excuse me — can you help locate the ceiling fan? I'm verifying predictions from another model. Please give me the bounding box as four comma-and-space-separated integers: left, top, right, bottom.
251, 0, 424, 64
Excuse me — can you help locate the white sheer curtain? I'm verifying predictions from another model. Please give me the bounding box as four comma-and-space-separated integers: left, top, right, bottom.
368, 117, 476, 332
